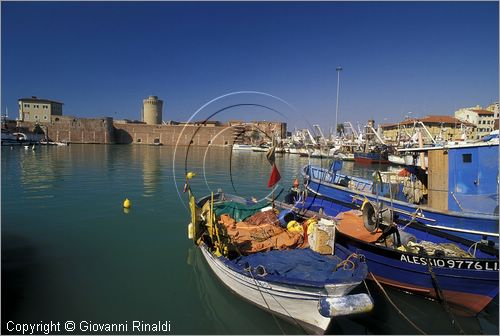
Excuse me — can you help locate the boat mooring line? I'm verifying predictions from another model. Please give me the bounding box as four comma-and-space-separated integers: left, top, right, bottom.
246, 266, 286, 335
370, 272, 427, 335
425, 259, 465, 335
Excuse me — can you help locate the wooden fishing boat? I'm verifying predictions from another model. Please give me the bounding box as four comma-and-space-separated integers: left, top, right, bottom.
278, 199, 499, 316
184, 181, 373, 334
302, 141, 499, 244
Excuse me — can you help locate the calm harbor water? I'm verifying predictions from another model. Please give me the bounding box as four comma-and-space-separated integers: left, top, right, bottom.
2, 145, 498, 334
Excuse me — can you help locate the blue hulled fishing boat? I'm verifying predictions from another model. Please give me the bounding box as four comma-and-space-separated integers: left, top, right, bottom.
276, 198, 499, 316
302, 141, 499, 245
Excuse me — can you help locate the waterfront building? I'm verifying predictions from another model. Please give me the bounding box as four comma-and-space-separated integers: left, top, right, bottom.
380, 115, 476, 142
142, 95, 163, 125
17, 96, 63, 122
486, 102, 499, 118
455, 107, 496, 139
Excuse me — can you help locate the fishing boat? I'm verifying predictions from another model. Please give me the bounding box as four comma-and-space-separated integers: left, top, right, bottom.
302, 141, 499, 244
278, 199, 499, 316
184, 178, 373, 334
353, 149, 390, 164
232, 144, 253, 151
251, 143, 270, 152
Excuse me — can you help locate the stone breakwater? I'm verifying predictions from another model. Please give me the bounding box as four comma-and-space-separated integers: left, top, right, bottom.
9, 117, 286, 146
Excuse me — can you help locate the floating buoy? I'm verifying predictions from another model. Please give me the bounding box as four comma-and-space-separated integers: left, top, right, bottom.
123, 198, 131, 209
186, 172, 196, 180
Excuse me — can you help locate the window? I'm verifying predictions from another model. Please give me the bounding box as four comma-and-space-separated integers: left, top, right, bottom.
55, 117, 60, 121
462, 154, 472, 163
24, 104, 29, 108
137, 138, 142, 143
44, 116, 47, 120
207, 140, 211, 144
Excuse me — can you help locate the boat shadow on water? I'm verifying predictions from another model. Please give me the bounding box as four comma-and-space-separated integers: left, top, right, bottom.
188, 245, 498, 335
328, 283, 498, 335
186, 246, 305, 334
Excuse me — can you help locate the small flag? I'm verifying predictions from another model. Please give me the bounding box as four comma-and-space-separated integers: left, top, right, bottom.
267, 163, 281, 188
266, 146, 276, 166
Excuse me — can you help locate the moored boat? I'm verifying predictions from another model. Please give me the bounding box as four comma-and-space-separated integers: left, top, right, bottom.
184, 182, 373, 334
302, 141, 499, 244
354, 151, 390, 164
232, 144, 253, 151
277, 199, 499, 316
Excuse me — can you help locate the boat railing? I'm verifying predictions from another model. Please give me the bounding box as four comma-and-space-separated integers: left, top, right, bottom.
306, 165, 372, 192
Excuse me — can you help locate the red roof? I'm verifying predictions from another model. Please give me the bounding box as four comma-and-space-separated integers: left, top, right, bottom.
381, 115, 476, 128
471, 109, 495, 115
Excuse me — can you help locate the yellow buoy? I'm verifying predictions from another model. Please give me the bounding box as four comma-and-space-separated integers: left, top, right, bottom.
186, 172, 196, 180
123, 198, 131, 209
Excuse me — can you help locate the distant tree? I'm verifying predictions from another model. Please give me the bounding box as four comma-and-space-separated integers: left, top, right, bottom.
336, 124, 345, 136
251, 130, 261, 142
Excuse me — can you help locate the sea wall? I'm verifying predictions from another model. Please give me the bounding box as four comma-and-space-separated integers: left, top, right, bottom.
14, 116, 115, 144
8, 117, 286, 146
113, 123, 236, 146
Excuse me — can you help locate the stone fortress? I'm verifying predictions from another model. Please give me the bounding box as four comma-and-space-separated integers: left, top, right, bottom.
8, 96, 287, 146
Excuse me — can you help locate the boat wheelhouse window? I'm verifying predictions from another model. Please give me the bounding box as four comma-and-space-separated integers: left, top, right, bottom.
462, 154, 472, 163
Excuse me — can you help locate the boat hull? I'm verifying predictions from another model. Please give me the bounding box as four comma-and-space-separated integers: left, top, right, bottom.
354, 152, 389, 164
334, 231, 498, 315
199, 244, 332, 334
303, 166, 499, 243
279, 201, 499, 315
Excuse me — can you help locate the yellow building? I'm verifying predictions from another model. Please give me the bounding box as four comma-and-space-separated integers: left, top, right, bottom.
380, 115, 476, 143
455, 108, 495, 139
18, 96, 63, 122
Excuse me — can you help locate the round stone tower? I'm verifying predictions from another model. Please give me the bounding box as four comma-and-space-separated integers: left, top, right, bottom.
142, 96, 163, 125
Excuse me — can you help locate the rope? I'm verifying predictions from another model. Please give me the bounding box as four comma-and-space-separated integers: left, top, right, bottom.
245, 266, 286, 335
335, 253, 359, 271
370, 272, 427, 335
259, 276, 310, 335
467, 240, 480, 258
424, 257, 465, 335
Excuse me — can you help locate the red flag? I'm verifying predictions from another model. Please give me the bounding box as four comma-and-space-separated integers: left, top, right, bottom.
267, 164, 281, 188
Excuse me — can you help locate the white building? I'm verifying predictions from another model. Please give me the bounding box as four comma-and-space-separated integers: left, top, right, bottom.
455, 105, 495, 139
18, 96, 63, 122
486, 102, 499, 118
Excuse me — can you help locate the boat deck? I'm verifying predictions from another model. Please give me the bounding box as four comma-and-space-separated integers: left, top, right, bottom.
336, 211, 383, 243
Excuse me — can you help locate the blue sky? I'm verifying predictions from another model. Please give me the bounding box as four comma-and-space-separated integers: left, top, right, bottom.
2, 1, 498, 129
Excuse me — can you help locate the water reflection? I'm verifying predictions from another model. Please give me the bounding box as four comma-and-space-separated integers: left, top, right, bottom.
141, 147, 162, 197
185, 246, 302, 334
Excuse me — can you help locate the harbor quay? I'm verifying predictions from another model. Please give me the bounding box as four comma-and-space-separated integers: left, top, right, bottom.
5, 95, 287, 146
4, 118, 287, 146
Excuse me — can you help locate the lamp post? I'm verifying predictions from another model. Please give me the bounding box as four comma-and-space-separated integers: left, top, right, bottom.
334, 66, 343, 141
